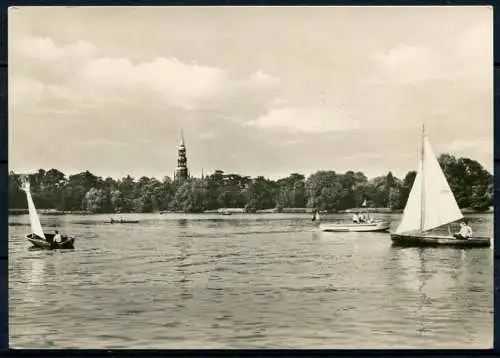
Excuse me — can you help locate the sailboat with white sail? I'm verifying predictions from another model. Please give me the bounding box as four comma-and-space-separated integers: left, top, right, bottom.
20, 178, 75, 249
390, 127, 491, 248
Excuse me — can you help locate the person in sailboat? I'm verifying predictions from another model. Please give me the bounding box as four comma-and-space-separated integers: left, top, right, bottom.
453, 221, 473, 240
53, 230, 62, 244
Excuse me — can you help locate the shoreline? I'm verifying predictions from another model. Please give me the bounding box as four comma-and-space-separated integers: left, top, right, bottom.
8, 207, 493, 216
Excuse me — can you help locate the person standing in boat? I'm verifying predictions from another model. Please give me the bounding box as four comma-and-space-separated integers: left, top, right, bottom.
454, 221, 473, 240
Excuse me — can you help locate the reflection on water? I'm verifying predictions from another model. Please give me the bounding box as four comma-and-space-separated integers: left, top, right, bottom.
386, 246, 492, 348
9, 213, 493, 349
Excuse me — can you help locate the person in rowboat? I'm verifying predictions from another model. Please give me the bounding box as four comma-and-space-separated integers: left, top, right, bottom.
352, 213, 359, 223
454, 221, 473, 240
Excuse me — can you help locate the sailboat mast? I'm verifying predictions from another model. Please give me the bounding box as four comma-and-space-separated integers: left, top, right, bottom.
420, 124, 425, 232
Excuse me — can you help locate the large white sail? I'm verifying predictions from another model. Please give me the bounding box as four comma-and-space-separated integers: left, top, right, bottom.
395, 132, 463, 235
20, 180, 46, 240
421, 136, 463, 231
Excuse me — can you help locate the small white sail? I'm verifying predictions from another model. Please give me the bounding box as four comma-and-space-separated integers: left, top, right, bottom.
20, 180, 46, 240
395, 133, 463, 235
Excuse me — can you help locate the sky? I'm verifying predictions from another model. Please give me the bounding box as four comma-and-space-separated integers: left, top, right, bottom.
8, 6, 493, 180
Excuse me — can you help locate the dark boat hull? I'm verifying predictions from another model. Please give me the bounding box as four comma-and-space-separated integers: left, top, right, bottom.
390, 233, 491, 248
25, 233, 75, 249
108, 220, 140, 224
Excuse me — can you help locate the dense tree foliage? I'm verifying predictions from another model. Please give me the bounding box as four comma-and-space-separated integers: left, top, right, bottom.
8, 154, 493, 213
437, 154, 493, 211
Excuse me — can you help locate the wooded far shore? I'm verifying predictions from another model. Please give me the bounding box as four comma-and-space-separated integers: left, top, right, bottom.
8, 153, 492, 214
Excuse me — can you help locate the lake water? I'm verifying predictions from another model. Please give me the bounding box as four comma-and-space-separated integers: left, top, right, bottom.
8, 213, 493, 349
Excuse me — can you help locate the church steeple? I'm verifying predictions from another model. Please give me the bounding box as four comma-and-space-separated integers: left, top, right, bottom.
175, 129, 189, 183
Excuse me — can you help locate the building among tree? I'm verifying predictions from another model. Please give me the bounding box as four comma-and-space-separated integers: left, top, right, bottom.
175, 130, 189, 183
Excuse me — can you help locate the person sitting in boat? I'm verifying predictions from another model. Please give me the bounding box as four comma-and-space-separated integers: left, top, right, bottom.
53, 230, 62, 244
358, 213, 365, 223
454, 221, 473, 240
352, 213, 359, 223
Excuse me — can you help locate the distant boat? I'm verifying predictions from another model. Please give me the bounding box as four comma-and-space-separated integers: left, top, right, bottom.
311, 209, 320, 221
390, 127, 491, 248
20, 179, 75, 249
319, 202, 390, 233
108, 218, 140, 224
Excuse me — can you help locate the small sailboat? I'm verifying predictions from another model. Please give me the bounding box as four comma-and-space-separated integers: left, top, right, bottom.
390, 127, 491, 248
311, 209, 320, 221
319, 200, 391, 232
20, 179, 75, 249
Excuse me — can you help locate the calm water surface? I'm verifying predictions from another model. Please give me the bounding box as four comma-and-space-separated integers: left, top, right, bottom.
9, 213, 493, 349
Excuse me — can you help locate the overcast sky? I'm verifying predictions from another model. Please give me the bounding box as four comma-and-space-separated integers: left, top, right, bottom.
8, 6, 492, 180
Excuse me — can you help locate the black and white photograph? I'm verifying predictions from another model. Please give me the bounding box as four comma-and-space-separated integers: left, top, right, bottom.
8, 6, 493, 349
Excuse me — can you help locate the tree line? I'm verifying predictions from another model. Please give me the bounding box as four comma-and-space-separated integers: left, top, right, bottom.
8, 153, 493, 214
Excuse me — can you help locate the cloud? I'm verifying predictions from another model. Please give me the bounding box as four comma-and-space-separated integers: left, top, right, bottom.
372, 20, 491, 86
274, 139, 303, 147
98, 57, 225, 94
77, 139, 127, 146
456, 22, 491, 61
79, 56, 231, 110
11, 36, 281, 112
374, 45, 433, 73
10, 77, 44, 104
372, 45, 441, 83
199, 131, 215, 139
453, 22, 492, 84
246, 70, 281, 88
16, 36, 96, 61
244, 106, 359, 133
445, 140, 491, 153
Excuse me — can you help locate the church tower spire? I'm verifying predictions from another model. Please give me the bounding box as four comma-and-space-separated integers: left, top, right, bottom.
175, 129, 189, 183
